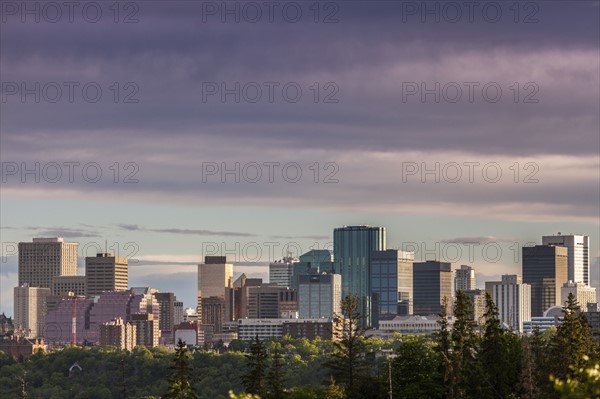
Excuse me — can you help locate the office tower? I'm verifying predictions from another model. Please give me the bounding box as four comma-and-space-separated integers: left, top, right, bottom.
247, 284, 297, 319
492, 274, 531, 333
464, 289, 487, 324
18, 237, 78, 289
44, 296, 94, 345
85, 253, 128, 296
485, 280, 502, 297
154, 292, 179, 342
174, 301, 184, 326
455, 265, 476, 292
269, 256, 298, 287
130, 313, 159, 348
334, 225, 386, 328
543, 233, 590, 284
371, 250, 414, 328
413, 261, 452, 316
291, 250, 334, 290
197, 256, 234, 328
561, 282, 597, 310
201, 297, 228, 334
99, 318, 136, 351
52, 275, 87, 296
523, 245, 568, 317
298, 274, 342, 319
14, 285, 51, 338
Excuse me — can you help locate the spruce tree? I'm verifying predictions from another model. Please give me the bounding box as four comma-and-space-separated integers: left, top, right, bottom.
449, 290, 478, 398
241, 335, 268, 397
165, 338, 197, 399
267, 345, 286, 399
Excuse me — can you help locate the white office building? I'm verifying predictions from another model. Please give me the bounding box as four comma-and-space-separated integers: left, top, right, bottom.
269, 256, 298, 287
492, 274, 531, 333
18, 237, 78, 289
543, 233, 590, 284
561, 281, 597, 310
454, 265, 476, 292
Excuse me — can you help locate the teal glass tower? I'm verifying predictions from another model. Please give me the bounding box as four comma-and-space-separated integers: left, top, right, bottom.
333, 225, 386, 328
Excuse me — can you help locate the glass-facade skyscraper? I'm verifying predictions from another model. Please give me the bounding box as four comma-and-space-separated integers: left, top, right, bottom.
333, 225, 386, 328
371, 250, 414, 327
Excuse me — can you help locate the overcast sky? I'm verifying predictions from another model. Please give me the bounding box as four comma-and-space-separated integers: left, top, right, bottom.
1, 1, 599, 314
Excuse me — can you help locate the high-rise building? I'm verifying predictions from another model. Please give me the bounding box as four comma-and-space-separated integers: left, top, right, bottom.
371, 250, 414, 327
413, 261, 452, 316
18, 237, 78, 289
99, 318, 136, 351
561, 281, 597, 310
130, 313, 159, 348
334, 225, 386, 328
543, 233, 590, 284
198, 256, 234, 330
14, 285, 51, 338
455, 265, 476, 292
298, 274, 342, 319
492, 274, 531, 333
174, 301, 184, 326
464, 289, 487, 325
269, 256, 298, 287
523, 245, 568, 317
291, 250, 334, 290
247, 284, 297, 319
44, 296, 94, 345
85, 253, 128, 296
52, 275, 87, 296
154, 292, 179, 343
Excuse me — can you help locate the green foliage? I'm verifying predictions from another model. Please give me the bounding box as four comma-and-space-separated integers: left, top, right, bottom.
323, 295, 369, 399
165, 338, 197, 398
553, 356, 600, 399
241, 336, 269, 398
267, 344, 286, 399
391, 336, 443, 399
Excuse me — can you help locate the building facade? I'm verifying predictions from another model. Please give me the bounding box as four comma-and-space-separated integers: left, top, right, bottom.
298, 274, 342, 319
334, 225, 386, 328
99, 318, 136, 351
18, 237, 78, 289
561, 281, 597, 310
543, 233, 590, 284
52, 275, 87, 296
371, 250, 414, 327
269, 256, 297, 287
413, 261, 452, 316
455, 265, 476, 292
85, 253, 128, 296
130, 313, 159, 348
14, 286, 51, 339
492, 275, 531, 333
523, 245, 568, 317
197, 256, 234, 322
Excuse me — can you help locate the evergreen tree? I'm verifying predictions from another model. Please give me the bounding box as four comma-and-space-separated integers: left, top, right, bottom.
324, 295, 368, 399
165, 338, 197, 399
267, 345, 286, 399
448, 290, 479, 398
436, 296, 452, 397
323, 377, 344, 399
479, 291, 516, 398
242, 335, 268, 397
549, 293, 597, 384
392, 336, 443, 399
519, 336, 539, 399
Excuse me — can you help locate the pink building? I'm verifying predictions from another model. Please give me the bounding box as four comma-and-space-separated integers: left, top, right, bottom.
44, 297, 94, 345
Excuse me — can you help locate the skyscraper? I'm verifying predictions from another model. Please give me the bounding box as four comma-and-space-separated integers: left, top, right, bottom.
412, 261, 452, 316
291, 249, 334, 290
14, 285, 51, 338
334, 225, 386, 328
561, 281, 596, 310
154, 292, 179, 342
542, 233, 590, 284
18, 237, 78, 289
492, 274, 531, 333
522, 245, 568, 317
197, 256, 234, 328
371, 250, 414, 327
454, 265, 476, 292
269, 256, 297, 287
85, 253, 128, 296
298, 274, 342, 319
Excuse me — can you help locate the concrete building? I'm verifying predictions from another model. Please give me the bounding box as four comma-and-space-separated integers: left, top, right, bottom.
269, 256, 298, 287
44, 296, 95, 345
561, 281, 597, 310
543, 233, 590, 284
0, 336, 46, 360
376, 315, 456, 336
371, 250, 414, 327
334, 225, 386, 328
197, 256, 234, 323
298, 273, 342, 319
85, 253, 128, 296
52, 275, 87, 296
523, 245, 568, 317
237, 319, 284, 340
492, 274, 531, 333
464, 289, 487, 325
18, 237, 78, 289
174, 322, 199, 346
455, 265, 476, 292
174, 301, 184, 326
99, 318, 136, 351
154, 292, 179, 342
413, 261, 453, 316
131, 313, 159, 348
282, 318, 341, 340
247, 284, 297, 319
14, 285, 51, 339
